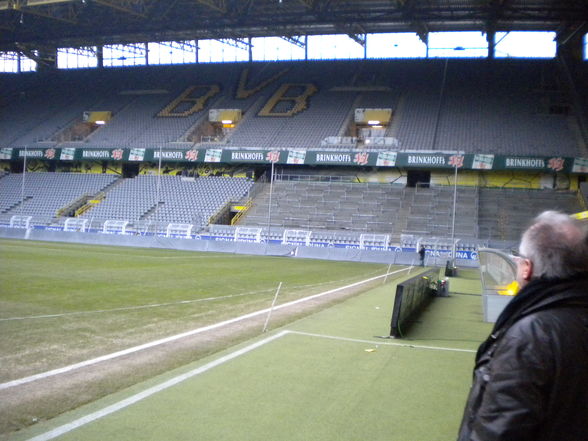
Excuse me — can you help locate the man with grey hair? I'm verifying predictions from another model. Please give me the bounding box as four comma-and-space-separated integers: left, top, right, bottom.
457, 210, 588, 441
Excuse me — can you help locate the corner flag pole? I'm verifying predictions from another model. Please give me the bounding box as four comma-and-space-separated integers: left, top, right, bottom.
384, 263, 393, 284
263, 282, 282, 333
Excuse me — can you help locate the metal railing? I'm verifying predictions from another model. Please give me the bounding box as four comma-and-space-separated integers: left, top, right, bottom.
274, 173, 356, 183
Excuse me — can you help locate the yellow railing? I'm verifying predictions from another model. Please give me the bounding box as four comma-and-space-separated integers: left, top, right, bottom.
74, 204, 92, 217
74, 193, 105, 217
230, 198, 253, 226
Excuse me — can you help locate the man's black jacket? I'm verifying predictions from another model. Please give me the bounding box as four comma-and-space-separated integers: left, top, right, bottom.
457, 274, 588, 441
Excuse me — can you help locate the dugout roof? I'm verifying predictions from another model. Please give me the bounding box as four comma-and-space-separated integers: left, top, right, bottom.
0, 0, 587, 53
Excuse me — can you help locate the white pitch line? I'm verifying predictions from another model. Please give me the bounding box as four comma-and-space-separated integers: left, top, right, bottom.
288, 330, 477, 353
1, 271, 385, 322
23, 323, 473, 441
25, 330, 290, 441
0, 267, 410, 391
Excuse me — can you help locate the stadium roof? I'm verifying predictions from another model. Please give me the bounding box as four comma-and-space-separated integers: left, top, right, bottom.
0, 0, 587, 52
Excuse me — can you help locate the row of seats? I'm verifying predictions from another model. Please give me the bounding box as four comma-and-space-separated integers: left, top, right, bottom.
79, 175, 254, 228
1, 59, 583, 156
1, 172, 583, 243
0, 173, 117, 217
236, 179, 582, 242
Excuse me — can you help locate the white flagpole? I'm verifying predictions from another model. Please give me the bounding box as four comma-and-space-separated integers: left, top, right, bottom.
263, 282, 282, 333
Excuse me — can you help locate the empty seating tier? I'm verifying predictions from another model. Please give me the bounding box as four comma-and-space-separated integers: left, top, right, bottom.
1, 59, 584, 156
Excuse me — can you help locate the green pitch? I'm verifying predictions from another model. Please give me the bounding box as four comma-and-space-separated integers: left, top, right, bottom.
1, 239, 490, 441
0, 239, 387, 384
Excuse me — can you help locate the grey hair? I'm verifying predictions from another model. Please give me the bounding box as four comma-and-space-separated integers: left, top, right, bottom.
519, 210, 588, 279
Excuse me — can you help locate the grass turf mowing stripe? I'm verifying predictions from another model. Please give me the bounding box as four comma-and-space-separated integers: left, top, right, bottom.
0, 269, 386, 322
0, 290, 276, 322
0, 267, 410, 391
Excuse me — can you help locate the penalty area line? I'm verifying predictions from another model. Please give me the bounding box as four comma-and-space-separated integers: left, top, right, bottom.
288, 330, 477, 353
24, 330, 290, 441
23, 323, 469, 441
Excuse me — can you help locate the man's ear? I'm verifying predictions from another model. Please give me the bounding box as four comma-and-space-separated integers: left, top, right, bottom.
522, 258, 533, 281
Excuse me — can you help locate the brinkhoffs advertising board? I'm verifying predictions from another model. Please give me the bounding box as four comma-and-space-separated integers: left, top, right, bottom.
4, 147, 587, 173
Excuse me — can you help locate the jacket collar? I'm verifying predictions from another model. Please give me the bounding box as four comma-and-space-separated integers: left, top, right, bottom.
476, 273, 588, 360
493, 273, 588, 334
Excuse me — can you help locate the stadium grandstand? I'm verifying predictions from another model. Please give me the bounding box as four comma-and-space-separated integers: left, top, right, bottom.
2, 2, 588, 440
0, 0, 587, 258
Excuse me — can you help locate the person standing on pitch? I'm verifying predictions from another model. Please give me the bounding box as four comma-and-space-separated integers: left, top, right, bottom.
457, 210, 588, 441
418, 245, 426, 267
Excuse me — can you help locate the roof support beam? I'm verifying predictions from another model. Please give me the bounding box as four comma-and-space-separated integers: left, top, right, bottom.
239, 0, 255, 16
15, 42, 56, 67
347, 33, 366, 46
3, 0, 80, 24
216, 37, 250, 50
0, 0, 76, 8
556, 21, 587, 46
25, 0, 75, 5
92, 0, 150, 18
281, 35, 306, 48
22, 7, 78, 24
297, 0, 314, 8
395, 0, 428, 43
0, 0, 77, 11
146, 0, 180, 21
195, 0, 226, 14
338, 23, 366, 46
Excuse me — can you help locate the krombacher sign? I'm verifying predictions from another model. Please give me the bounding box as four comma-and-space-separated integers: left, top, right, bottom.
2, 147, 587, 173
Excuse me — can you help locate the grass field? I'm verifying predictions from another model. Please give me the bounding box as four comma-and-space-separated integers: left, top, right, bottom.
0, 238, 489, 441
0, 239, 390, 382
0, 238, 403, 436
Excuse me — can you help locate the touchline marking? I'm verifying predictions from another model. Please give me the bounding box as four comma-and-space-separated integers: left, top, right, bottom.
24, 330, 290, 441
2, 272, 384, 322
288, 330, 477, 353
1, 271, 382, 322
0, 267, 410, 391
23, 324, 471, 441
